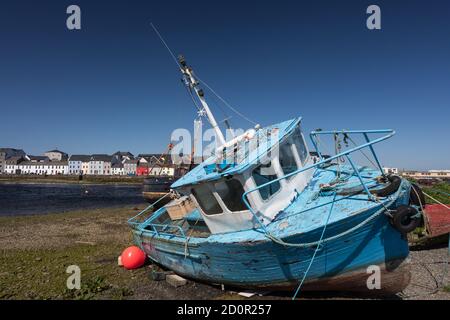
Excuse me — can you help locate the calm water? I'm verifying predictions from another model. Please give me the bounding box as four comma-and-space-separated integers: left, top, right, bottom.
0, 183, 146, 216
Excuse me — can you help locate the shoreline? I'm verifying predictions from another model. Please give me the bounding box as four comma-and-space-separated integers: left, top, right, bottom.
0, 175, 146, 185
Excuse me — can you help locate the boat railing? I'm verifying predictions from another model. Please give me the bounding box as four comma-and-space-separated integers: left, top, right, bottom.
127, 192, 172, 227
141, 223, 187, 238
242, 129, 395, 232
127, 192, 188, 238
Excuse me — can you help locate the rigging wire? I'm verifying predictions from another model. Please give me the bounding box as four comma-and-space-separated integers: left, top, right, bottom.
150, 23, 181, 70
150, 23, 258, 129
195, 74, 259, 126
345, 134, 379, 169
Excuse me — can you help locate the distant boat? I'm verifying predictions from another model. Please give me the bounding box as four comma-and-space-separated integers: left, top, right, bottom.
141, 149, 192, 209
142, 176, 175, 208
129, 55, 425, 296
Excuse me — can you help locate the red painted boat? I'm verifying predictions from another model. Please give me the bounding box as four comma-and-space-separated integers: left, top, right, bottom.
423, 204, 450, 237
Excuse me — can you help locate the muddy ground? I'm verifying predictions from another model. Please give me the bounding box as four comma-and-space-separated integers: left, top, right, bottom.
0, 205, 449, 300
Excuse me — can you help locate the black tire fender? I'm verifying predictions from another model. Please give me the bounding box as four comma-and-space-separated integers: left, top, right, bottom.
409, 183, 426, 208
391, 205, 421, 234
371, 175, 402, 197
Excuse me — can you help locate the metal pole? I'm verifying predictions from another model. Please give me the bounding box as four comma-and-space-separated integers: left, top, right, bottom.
180, 58, 226, 147
363, 132, 385, 175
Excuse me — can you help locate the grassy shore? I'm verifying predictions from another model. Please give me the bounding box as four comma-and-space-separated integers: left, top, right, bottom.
0, 175, 146, 185
421, 182, 450, 204
0, 205, 237, 300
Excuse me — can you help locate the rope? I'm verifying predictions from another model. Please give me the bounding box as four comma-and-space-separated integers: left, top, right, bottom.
266, 200, 391, 248
292, 192, 337, 300
412, 185, 425, 213
423, 191, 450, 210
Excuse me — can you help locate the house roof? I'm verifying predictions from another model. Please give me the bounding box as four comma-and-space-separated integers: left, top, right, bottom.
69, 155, 91, 162
113, 151, 134, 158
171, 117, 301, 189
18, 161, 68, 166
45, 149, 68, 155
27, 155, 50, 162
124, 159, 139, 164
90, 154, 113, 162
138, 154, 173, 164
112, 163, 124, 168
0, 148, 26, 159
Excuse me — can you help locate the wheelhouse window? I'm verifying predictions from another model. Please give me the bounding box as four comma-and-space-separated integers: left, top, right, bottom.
191, 184, 222, 215
292, 129, 308, 165
214, 179, 248, 212
252, 163, 281, 200
279, 142, 298, 177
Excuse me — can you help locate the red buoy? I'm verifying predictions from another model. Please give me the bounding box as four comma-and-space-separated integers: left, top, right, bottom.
121, 246, 146, 270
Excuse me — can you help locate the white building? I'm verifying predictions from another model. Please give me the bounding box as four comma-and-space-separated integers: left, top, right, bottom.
402, 170, 450, 179
88, 154, 112, 175
4, 156, 26, 174
44, 149, 68, 161
383, 167, 398, 175
111, 163, 125, 175
16, 161, 69, 175
69, 155, 91, 175
124, 159, 138, 176
149, 166, 175, 176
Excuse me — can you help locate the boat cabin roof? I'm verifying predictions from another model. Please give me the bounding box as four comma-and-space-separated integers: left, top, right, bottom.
171, 117, 302, 189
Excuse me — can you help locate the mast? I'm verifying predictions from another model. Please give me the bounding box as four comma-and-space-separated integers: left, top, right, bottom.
178, 55, 226, 147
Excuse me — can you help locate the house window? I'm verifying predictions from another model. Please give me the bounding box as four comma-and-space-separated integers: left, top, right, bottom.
214, 179, 248, 212
191, 184, 222, 215
252, 162, 281, 200
292, 128, 308, 165
279, 142, 298, 177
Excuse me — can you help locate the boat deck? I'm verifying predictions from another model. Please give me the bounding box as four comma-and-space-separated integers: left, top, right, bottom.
133, 165, 409, 245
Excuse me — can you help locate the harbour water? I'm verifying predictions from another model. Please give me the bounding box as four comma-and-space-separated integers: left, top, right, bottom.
0, 183, 145, 216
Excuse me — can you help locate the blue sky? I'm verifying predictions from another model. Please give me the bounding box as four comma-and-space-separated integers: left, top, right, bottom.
0, 0, 449, 170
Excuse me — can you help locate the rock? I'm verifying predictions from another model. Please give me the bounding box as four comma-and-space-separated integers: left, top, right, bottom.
166, 274, 187, 287
149, 271, 166, 281
35, 257, 42, 262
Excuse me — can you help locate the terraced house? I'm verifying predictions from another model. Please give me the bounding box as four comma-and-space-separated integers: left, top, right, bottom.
18, 161, 68, 175
68, 155, 91, 175
0, 148, 26, 174
89, 154, 113, 175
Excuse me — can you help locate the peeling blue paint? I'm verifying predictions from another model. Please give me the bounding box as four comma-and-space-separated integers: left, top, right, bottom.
132, 165, 411, 289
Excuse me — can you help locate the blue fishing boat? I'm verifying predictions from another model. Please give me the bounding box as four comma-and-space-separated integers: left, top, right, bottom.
128, 55, 425, 296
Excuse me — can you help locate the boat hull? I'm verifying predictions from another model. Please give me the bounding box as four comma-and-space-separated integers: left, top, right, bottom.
134, 204, 410, 295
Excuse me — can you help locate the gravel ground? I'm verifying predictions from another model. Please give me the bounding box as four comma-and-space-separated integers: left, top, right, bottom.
400, 245, 450, 300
